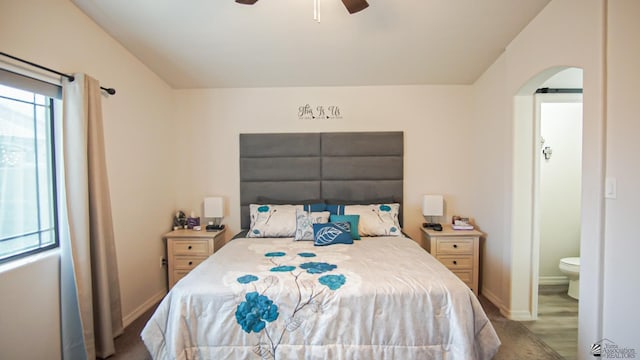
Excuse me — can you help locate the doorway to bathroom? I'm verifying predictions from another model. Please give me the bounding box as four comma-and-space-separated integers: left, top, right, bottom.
535, 93, 583, 293
527, 68, 583, 359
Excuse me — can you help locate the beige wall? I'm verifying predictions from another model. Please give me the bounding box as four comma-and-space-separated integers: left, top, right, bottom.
173, 85, 476, 245
467, 0, 640, 356
0, 0, 176, 356
604, 0, 640, 350
471, 0, 605, 356
0, 252, 60, 359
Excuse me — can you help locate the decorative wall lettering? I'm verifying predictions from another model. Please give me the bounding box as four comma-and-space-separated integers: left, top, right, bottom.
298, 104, 342, 120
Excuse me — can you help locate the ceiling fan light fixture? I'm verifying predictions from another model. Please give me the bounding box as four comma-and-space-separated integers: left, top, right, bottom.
235, 0, 259, 4
341, 0, 369, 14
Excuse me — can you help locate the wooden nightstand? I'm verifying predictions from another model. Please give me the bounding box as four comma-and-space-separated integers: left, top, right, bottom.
164, 228, 226, 289
421, 224, 482, 296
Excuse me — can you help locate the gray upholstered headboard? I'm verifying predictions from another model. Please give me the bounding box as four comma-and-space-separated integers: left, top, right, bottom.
239, 132, 403, 229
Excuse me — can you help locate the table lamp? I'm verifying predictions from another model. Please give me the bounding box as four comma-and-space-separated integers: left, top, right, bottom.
422, 195, 443, 230
204, 197, 225, 231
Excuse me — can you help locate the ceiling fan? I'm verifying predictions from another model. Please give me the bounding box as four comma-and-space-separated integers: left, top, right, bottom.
235, 0, 369, 14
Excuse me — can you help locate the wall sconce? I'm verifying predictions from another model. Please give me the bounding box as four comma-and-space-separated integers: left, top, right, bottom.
204, 197, 225, 231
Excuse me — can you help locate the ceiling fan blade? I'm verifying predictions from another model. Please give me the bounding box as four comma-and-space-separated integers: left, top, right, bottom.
341, 0, 369, 14
235, 0, 258, 4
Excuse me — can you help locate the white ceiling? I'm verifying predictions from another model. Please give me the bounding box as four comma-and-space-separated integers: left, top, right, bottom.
71, 0, 551, 89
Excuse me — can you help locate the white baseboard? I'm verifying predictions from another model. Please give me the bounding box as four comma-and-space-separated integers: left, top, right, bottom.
482, 287, 535, 320
504, 309, 535, 321
538, 275, 569, 286
122, 290, 166, 328
481, 288, 503, 310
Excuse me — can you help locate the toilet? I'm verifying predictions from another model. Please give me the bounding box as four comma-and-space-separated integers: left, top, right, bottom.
559, 257, 580, 300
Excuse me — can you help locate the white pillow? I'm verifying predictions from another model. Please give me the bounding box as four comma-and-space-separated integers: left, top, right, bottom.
294, 209, 330, 241
248, 204, 302, 238
345, 203, 402, 237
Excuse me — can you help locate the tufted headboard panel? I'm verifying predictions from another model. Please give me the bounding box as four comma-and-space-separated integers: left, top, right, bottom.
239, 132, 403, 229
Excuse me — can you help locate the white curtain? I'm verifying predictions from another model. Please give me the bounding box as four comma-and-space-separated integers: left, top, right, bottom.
59, 74, 123, 359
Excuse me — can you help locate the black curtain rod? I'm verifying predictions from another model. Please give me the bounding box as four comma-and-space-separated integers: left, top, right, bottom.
535, 87, 582, 94
0, 51, 116, 95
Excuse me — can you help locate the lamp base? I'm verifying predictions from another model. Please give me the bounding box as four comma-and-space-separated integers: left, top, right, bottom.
422, 222, 442, 231
206, 224, 225, 231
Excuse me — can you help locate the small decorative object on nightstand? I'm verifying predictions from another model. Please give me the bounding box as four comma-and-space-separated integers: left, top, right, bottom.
164, 227, 226, 289
421, 224, 482, 296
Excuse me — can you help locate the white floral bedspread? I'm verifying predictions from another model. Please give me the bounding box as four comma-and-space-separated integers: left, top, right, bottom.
141, 236, 500, 360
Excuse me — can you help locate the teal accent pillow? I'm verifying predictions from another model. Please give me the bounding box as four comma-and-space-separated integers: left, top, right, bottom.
313, 222, 353, 246
330, 214, 360, 240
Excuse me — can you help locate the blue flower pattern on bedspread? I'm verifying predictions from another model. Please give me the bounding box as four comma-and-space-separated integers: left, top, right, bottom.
237, 274, 259, 284
265, 252, 286, 257
299, 262, 337, 274
318, 274, 346, 290
232, 250, 347, 359
235, 292, 279, 333
270, 265, 296, 272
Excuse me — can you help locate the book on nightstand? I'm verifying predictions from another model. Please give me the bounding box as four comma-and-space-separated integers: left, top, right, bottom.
451, 216, 474, 230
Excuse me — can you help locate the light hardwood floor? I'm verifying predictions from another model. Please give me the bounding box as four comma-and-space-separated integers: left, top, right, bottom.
521, 285, 579, 360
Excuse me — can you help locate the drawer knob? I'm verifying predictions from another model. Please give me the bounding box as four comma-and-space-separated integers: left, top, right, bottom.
188, 245, 192, 250
188, 261, 193, 266
453, 244, 458, 248
453, 260, 458, 265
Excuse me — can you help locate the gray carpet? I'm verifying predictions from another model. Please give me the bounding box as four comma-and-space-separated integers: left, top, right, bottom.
479, 296, 564, 360
113, 296, 564, 359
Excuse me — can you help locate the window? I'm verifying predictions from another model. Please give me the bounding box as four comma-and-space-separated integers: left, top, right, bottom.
0, 69, 60, 263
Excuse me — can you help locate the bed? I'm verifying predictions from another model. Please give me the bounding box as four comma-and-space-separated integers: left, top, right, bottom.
141, 132, 500, 359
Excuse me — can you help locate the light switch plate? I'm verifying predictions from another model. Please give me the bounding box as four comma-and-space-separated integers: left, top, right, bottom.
605, 177, 617, 199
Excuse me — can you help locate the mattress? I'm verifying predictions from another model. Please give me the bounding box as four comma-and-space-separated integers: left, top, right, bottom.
141, 236, 500, 359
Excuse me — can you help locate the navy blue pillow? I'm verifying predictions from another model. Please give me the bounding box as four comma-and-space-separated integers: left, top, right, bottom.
303, 203, 327, 212
325, 204, 346, 216
313, 222, 353, 246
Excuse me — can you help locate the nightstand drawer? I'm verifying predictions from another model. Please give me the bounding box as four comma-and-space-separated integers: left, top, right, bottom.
174, 256, 207, 270
171, 240, 210, 255
173, 270, 190, 284
436, 238, 474, 254
452, 270, 473, 283
437, 255, 473, 270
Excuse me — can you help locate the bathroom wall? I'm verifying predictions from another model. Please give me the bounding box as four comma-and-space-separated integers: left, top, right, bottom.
538, 96, 583, 283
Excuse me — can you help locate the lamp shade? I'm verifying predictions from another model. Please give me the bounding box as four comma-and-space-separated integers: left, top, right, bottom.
204, 197, 224, 218
422, 195, 443, 217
